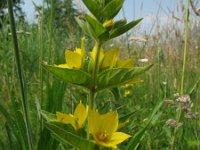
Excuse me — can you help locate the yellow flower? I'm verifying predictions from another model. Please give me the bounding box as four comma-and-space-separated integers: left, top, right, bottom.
122, 79, 144, 89
90, 47, 134, 71
123, 90, 131, 97
101, 49, 119, 69
56, 101, 88, 130
103, 19, 114, 28
101, 48, 134, 70
89, 110, 131, 149
116, 59, 135, 68
90, 43, 105, 67
56, 36, 85, 69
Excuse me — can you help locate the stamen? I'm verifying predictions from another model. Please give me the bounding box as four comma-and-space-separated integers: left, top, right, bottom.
96, 131, 109, 142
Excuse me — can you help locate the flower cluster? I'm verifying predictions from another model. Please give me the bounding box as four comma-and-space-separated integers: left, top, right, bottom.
56, 101, 131, 148
56, 37, 85, 69
90, 45, 134, 70
55, 36, 135, 72
43, 0, 151, 149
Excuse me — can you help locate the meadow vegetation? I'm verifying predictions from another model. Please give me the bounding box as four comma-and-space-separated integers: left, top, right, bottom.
0, 0, 200, 149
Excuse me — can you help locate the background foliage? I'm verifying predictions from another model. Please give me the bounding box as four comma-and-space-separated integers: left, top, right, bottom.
0, 0, 200, 149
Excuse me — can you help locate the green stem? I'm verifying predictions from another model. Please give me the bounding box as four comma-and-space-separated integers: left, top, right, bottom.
170, 1, 190, 149
157, 47, 161, 100
87, 41, 101, 139
89, 90, 95, 110
92, 42, 101, 87
7, 0, 34, 150
180, 3, 190, 95
90, 41, 101, 110
40, 0, 45, 109
39, 0, 45, 131
48, 0, 55, 64
46, 0, 54, 95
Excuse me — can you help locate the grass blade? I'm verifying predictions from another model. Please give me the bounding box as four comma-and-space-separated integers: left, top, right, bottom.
126, 101, 163, 150
7, 0, 33, 149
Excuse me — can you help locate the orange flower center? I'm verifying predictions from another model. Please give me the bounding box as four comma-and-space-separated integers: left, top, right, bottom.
96, 131, 110, 142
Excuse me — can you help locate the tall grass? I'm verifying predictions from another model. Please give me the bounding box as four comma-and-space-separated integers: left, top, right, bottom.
0, 0, 200, 149
170, 0, 190, 149
7, 0, 33, 149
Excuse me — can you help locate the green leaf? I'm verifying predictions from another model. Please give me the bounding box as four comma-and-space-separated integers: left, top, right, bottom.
45, 122, 97, 150
85, 14, 107, 37
126, 101, 163, 150
97, 64, 153, 90
82, 0, 101, 21
112, 19, 127, 29
76, 17, 98, 40
41, 112, 76, 134
0, 102, 28, 150
5, 123, 20, 150
41, 110, 56, 121
109, 18, 143, 39
110, 87, 121, 101
189, 78, 200, 96
43, 65, 91, 88
101, 0, 125, 20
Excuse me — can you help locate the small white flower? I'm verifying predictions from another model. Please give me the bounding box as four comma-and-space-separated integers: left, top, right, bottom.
173, 93, 180, 97
162, 81, 167, 85
110, 43, 114, 47
138, 58, 148, 63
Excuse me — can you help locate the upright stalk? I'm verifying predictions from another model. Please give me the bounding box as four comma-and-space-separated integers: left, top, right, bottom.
7, 0, 34, 149
89, 41, 101, 110
157, 47, 161, 100
48, 0, 55, 64
88, 41, 101, 139
180, 1, 190, 94
39, 0, 45, 130
40, 0, 45, 108
170, 0, 190, 149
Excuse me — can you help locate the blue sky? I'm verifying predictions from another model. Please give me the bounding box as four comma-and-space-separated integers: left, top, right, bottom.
23, 0, 178, 21
22, 0, 187, 32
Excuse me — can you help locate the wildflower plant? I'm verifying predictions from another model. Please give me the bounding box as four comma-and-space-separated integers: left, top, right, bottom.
42, 0, 154, 149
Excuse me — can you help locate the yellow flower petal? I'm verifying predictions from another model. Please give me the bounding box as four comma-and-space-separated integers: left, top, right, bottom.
103, 19, 114, 28
89, 110, 101, 134
56, 101, 88, 130
96, 141, 117, 149
89, 111, 118, 135
56, 112, 67, 121
74, 37, 85, 59
56, 112, 76, 129
65, 50, 82, 68
74, 48, 82, 56
124, 90, 131, 97
108, 132, 131, 146
96, 132, 131, 149
89, 110, 131, 149
81, 36, 86, 58
56, 64, 70, 68
101, 49, 119, 69
123, 79, 144, 88
74, 101, 88, 129
99, 112, 118, 135
90, 44, 104, 66
116, 59, 134, 68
